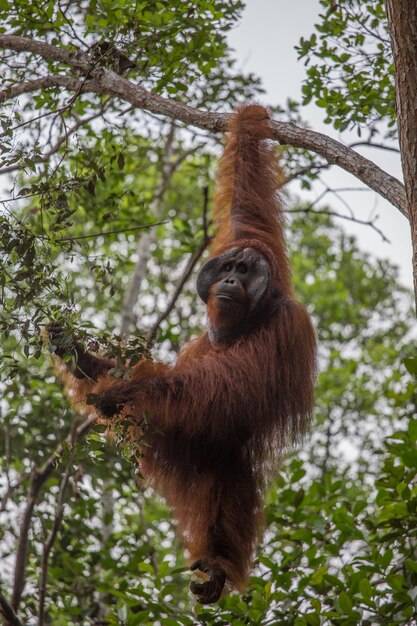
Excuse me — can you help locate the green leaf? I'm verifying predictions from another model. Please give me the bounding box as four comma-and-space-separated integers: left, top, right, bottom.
117, 153, 125, 170
387, 573, 405, 592
359, 578, 374, 600
311, 566, 328, 585
403, 357, 417, 376
292, 528, 313, 542
338, 591, 353, 614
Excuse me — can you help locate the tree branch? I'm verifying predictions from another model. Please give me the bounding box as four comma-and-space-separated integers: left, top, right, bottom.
282, 162, 329, 186
386, 0, 417, 308
146, 188, 212, 347
38, 454, 73, 626
120, 122, 177, 335
40, 220, 168, 243
270, 123, 407, 219
0, 591, 25, 626
0, 105, 111, 176
11, 415, 96, 612
0, 472, 30, 513
146, 236, 211, 347
0, 76, 82, 104
349, 140, 400, 154
0, 36, 94, 73
0, 34, 408, 219
287, 207, 389, 243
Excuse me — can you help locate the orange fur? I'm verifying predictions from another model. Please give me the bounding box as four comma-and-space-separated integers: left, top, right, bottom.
54, 105, 316, 598
211, 104, 291, 295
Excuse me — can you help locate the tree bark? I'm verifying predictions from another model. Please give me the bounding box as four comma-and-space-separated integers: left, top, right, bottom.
119, 123, 177, 335
9, 416, 95, 615
0, 34, 407, 219
386, 0, 417, 308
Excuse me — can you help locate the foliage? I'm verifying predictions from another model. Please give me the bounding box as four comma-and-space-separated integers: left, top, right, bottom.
297, 0, 396, 139
1, 195, 415, 623
0, 0, 250, 101
0, 0, 265, 374
1, 1, 416, 625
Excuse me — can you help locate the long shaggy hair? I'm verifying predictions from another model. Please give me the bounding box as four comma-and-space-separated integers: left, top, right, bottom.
54, 104, 317, 594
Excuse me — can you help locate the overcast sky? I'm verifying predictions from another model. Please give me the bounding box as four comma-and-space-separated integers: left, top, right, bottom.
228, 1, 412, 289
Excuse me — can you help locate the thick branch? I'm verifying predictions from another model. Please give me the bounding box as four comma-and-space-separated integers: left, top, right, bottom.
0, 34, 407, 218
0, 36, 94, 72
269, 122, 407, 219
386, 0, 417, 308
0, 76, 82, 104
0, 591, 25, 626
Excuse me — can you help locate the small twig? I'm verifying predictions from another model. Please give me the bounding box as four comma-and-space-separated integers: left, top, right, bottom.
326, 186, 373, 193
146, 187, 211, 346
0, 175, 93, 204
202, 186, 209, 237
43, 104, 111, 160
349, 140, 400, 154
282, 162, 329, 186
0, 591, 25, 626
38, 424, 76, 626
51, 220, 168, 242
146, 236, 211, 347
320, 407, 336, 484
0, 472, 30, 513
1, 101, 75, 137
66, 56, 101, 108
58, 6, 89, 49
328, 186, 356, 219
287, 207, 390, 242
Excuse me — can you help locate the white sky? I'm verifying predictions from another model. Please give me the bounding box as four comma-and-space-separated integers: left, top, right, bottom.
228, 0, 413, 289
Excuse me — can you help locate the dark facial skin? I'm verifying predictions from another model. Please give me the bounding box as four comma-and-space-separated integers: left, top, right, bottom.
197, 247, 271, 343
197, 248, 270, 306
215, 251, 255, 305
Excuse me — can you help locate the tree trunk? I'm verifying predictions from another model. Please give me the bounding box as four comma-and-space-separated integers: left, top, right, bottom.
119, 122, 176, 334
95, 123, 178, 623
386, 0, 417, 309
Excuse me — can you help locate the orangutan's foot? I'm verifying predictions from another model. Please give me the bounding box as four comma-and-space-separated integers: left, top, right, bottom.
190, 559, 226, 604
